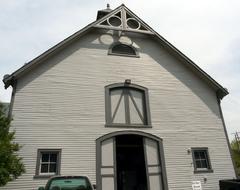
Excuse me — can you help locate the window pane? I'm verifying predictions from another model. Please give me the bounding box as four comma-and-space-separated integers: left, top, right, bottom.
41, 164, 49, 173
199, 151, 206, 159
49, 163, 57, 172
49, 178, 90, 189
195, 160, 201, 169
201, 160, 208, 169
42, 153, 49, 162
50, 154, 57, 162
194, 151, 200, 159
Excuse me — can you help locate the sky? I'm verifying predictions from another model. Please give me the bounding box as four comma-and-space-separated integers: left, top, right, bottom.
0, 0, 239, 140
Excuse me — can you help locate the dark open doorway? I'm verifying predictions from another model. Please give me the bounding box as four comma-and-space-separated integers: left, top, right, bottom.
116, 135, 148, 190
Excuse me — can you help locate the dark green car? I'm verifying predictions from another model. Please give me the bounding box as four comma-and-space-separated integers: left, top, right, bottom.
38, 176, 95, 190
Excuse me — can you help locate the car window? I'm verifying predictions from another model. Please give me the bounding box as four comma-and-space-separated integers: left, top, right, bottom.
49, 177, 92, 190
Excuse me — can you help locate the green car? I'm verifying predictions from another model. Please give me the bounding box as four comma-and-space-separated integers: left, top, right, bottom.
38, 176, 95, 190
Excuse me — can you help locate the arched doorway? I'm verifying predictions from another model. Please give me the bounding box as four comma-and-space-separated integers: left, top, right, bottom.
96, 131, 168, 190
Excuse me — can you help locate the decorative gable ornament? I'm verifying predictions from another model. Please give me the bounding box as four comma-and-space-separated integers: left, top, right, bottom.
94, 4, 154, 34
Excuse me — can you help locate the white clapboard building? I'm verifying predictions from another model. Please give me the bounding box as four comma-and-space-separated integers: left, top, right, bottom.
2, 4, 236, 190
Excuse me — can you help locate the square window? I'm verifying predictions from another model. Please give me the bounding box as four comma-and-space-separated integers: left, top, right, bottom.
35, 149, 61, 177
192, 148, 213, 173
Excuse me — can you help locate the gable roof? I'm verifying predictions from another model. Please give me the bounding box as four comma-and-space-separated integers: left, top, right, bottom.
2, 4, 228, 99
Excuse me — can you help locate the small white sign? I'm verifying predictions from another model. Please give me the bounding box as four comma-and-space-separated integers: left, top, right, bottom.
192, 181, 202, 190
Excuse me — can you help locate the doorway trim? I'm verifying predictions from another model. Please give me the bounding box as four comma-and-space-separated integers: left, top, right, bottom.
96, 130, 169, 190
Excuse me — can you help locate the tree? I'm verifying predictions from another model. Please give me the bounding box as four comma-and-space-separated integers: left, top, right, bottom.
0, 103, 25, 186
231, 139, 240, 177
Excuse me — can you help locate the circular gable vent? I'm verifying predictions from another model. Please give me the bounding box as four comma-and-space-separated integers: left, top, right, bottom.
127, 18, 140, 30
108, 16, 122, 27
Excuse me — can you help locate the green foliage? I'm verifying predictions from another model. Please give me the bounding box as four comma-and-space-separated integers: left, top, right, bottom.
0, 103, 25, 186
231, 139, 240, 176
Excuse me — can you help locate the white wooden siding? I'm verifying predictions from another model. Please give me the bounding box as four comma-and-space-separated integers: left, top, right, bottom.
3, 30, 235, 190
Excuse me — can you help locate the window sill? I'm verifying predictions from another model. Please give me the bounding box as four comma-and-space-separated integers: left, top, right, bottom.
108, 52, 140, 58
105, 124, 152, 128
194, 169, 214, 174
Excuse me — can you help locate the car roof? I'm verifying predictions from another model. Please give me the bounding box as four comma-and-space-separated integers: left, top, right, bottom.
49, 176, 90, 180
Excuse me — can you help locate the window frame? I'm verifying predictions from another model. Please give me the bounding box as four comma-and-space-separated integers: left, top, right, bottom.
108, 42, 140, 58
191, 147, 213, 173
105, 83, 151, 128
34, 149, 62, 178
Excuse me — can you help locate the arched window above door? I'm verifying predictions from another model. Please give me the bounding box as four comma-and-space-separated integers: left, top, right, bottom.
105, 82, 151, 127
